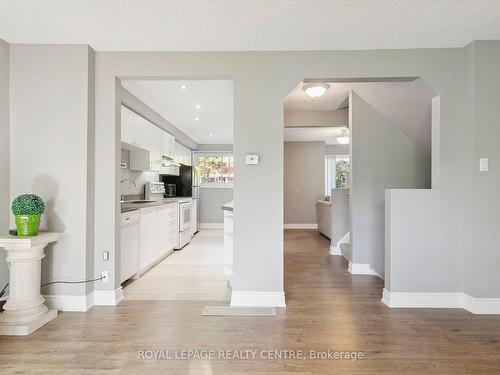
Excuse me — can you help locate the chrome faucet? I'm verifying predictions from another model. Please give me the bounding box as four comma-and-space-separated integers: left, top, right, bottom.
120, 178, 137, 203
120, 178, 137, 187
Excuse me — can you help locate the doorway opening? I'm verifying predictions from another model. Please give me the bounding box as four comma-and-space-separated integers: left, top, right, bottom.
283, 77, 436, 288
116, 78, 234, 302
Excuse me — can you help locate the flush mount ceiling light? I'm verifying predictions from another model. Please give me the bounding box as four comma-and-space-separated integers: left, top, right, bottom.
209, 133, 213, 137
195, 104, 201, 109
303, 83, 330, 98
336, 129, 349, 144
195, 117, 200, 122
180, 84, 187, 90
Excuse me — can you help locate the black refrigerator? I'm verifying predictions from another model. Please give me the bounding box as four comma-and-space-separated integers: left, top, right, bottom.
161, 165, 192, 197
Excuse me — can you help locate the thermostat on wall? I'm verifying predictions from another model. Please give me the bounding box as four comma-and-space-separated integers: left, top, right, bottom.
246, 154, 259, 165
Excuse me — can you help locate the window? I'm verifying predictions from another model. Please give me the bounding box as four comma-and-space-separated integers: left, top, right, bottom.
195, 152, 234, 187
325, 155, 350, 195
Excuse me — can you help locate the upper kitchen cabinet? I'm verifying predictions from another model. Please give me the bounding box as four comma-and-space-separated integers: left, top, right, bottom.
121, 105, 176, 171
162, 131, 176, 159
175, 141, 192, 166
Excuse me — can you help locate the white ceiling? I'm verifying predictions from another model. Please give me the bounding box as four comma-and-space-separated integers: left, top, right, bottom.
1, 1, 500, 51
284, 127, 348, 145
122, 80, 233, 144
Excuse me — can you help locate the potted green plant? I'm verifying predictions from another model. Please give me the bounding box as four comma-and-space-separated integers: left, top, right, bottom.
11, 194, 45, 237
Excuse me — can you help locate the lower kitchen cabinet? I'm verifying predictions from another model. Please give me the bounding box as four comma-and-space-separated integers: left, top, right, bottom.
138, 203, 178, 275
120, 210, 140, 283
139, 206, 158, 273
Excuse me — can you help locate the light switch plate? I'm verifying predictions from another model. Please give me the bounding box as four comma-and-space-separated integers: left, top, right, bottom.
480, 158, 488, 172
246, 154, 259, 165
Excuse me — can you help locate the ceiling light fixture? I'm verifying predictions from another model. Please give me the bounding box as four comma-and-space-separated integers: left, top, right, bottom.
195, 117, 200, 122
209, 134, 213, 137
195, 104, 201, 109
180, 84, 187, 90
336, 129, 349, 144
303, 83, 330, 98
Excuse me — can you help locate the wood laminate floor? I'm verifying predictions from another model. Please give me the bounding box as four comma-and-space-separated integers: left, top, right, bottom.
1, 229, 500, 374
123, 229, 229, 301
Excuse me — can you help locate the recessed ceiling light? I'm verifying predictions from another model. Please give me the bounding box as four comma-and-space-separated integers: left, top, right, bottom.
303, 83, 330, 98
195, 104, 201, 109
195, 117, 200, 122
209, 134, 213, 137
180, 84, 187, 90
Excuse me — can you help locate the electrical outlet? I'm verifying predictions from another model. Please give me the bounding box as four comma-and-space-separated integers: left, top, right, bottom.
101, 271, 109, 283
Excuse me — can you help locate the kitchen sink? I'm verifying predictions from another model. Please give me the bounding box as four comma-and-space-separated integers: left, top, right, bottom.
123, 200, 156, 204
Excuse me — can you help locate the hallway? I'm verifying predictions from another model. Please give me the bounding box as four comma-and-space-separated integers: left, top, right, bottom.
1, 230, 500, 374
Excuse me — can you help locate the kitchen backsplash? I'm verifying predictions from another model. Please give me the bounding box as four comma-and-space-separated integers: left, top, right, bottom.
121, 148, 160, 196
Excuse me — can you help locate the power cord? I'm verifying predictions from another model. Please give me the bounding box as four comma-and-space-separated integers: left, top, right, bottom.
0, 277, 103, 306
0, 282, 8, 298
41, 276, 104, 288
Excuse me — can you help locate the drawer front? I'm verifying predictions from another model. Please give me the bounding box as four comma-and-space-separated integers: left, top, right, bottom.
121, 211, 140, 225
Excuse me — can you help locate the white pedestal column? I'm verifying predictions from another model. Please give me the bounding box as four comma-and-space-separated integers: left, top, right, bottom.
0, 232, 59, 336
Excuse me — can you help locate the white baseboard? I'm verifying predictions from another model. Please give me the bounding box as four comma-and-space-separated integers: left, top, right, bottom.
348, 262, 381, 277
329, 245, 342, 255
230, 291, 286, 307
381, 289, 463, 309
382, 289, 500, 314
463, 294, 500, 314
199, 223, 224, 229
44, 293, 95, 312
94, 287, 124, 306
284, 223, 318, 229
43, 288, 124, 310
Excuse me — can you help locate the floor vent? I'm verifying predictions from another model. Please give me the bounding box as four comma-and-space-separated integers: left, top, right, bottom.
203, 305, 276, 316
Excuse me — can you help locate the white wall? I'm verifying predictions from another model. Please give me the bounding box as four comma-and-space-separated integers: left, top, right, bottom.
325, 144, 349, 155
4, 43, 497, 308
462, 41, 500, 298
284, 109, 348, 127
350, 91, 431, 277
284, 141, 325, 225
90, 45, 496, 307
120, 149, 159, 196
199, 188, 233, 225
0, 39, 9, 291
9, 44, 95, 297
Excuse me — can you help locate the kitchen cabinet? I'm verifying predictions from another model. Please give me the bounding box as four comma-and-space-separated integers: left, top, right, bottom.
164, 133, 176, 158
175, 141, 192, 166
133, 115, 155, 151
139, 206, 158, 273
138, 202, 178, 275
166, 204, 178, 249
120, 210, 140, 283
129, 147, 153, 172
121, 105, 177, 170
156, 205, 170, 256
